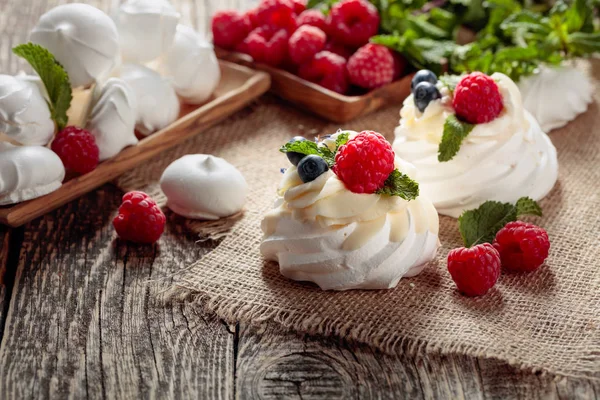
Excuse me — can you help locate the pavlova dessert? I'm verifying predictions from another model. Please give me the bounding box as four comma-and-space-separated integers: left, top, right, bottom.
0, 1, 222, 207
393, 70, 558, 218
261, 130, 440, 291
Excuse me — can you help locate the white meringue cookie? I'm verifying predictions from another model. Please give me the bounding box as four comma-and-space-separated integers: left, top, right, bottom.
0, 143, 65, 206
86, 78, 139, 161
0, 74, 54, 146
160, 25, 221, 104
114, 0, 180, 63
30, 3, 119, 88
393, 73, 558, 218
160, 154, 248, 220
518, 64, 594, 131
119, 64, 180, 136
260, 131, 440, 291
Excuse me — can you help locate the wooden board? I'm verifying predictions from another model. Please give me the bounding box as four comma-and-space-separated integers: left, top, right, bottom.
216, 47, 413, 123
0, 61, 270, 228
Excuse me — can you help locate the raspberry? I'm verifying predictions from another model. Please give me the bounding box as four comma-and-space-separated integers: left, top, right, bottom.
392, 52, 407, 80
298, 51, 348, 94
256, 0, 297, 33
291, 0, 307, 14
242, 26, 289, 67
245, 7, 260, 29
328, 0, 379, 48
296, 9, 327, 31
51, 126, 99, 174
493, 221, 550, 272
212, 10, 251, 50
347, 43, 394, 89
333, 131, 395, 193
323, 40, 353, 60
447, 243, 501, 297
113, 191, 166, 244
453, 72, 504, 124
288, 25, 326, 65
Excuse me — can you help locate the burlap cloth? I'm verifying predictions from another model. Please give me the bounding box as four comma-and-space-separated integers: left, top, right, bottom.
117, 61, 600, 380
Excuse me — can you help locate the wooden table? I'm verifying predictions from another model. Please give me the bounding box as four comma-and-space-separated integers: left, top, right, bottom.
1, 0, 598, 398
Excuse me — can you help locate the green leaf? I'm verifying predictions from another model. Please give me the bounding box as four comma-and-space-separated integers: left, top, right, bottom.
438, 115, 475, 162
375, 169, 420, 200
13, 43, 72, 131
438, 74, 461, 92
567, 32, 600, 55
279, 132, 351, 168
458, 197, 543, 247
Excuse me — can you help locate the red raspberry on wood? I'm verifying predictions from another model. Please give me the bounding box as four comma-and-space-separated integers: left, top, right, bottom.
298, 50, 349, 94
296, 9, 328, 31
347, 43, 395, 89
453, 72, 504, 124
113, 191, 166, 244
241, 26, 289, 67
323, 40, 353, 60
332, 130, 395, 193
211, 10, 251, 50
327, 0, 380, 48
51, 126, 99, 175
256, 0, 297, 33
493, 221, 550, 272
447, 243, 501, 297
288, 25, 326, 65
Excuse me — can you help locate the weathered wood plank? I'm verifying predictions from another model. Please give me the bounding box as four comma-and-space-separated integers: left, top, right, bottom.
0, 187, 234, 399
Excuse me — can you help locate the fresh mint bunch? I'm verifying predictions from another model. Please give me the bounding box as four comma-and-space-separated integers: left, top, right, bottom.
458, 197, 543, 247
13, 43, 72, 131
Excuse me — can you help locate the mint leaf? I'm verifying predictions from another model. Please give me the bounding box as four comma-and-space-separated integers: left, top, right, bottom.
279, 132, 351, 168
13, 43, 72, 131
516, 197, 543, 217
438, 75, 461, 93
438, 115, 474, 162
375, 169, 420, 201
458, 197, 542, 247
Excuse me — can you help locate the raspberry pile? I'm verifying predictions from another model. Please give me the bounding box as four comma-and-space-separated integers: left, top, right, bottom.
113, 191, 166, 244
448, 221, 550, 297
211, 0, 406, 94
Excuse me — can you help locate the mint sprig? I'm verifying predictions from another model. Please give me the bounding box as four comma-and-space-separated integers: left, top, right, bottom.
458, 197, 542, 247
438, 115, 474, 162
375, 169, 419, 201
13, 43, 72, 131
438, 75, 461, 93
279, 132, 350, 167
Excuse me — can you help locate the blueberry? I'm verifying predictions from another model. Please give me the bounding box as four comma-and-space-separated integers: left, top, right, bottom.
297, 155, 328, 183
286, 136, 307, 166
413, 81, 441, 113
411, 70, 438, 92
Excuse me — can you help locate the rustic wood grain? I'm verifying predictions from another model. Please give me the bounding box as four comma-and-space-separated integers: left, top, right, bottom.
0, 187, 235, 399
215, 47, 414, 123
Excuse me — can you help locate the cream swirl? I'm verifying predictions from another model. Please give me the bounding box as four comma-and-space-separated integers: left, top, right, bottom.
260, 134, 440, 291
393, 73, 558, 218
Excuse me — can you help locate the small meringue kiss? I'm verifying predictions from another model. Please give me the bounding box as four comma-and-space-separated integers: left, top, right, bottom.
161, 25, 221, 104
0, 143, 66, 206
30, 4, 119, 87
119, 64, 180, 136
0, 74, 54, 146
114, 0, 180, 63
86, 78, 139, 161
160, 154, 248, 220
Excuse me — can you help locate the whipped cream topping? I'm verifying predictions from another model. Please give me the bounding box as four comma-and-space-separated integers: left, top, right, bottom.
0, 143, 65, 205
115, 0, 180, 63
0, 74, 54, 146
260, 132, 440, 291
119, 64, 180, 136
393, 73, 558, 218
86, 78, 139, 161
160, 154, 248, 220
30, 4, 119, 87
160, 25, 221, 104
518, 64, 594, 132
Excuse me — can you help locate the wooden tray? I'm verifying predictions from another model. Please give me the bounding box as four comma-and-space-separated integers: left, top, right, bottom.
0, 61, 271, 228
215, 47, 413, 123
